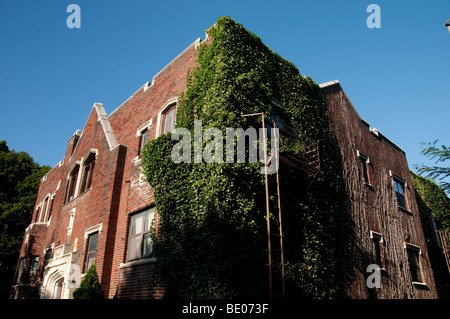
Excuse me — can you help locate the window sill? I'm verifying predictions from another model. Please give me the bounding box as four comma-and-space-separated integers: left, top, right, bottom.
398, 206, 413, 215
412, 281, 428, 289
62, 187, 91, 206
119, 257, 156, 269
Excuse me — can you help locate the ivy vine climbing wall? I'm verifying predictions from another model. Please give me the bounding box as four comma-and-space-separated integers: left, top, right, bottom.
142, 16, 344, 298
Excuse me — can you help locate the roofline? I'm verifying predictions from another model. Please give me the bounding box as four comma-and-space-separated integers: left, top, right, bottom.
109, 37, 202, 118
319, 79, 406, 155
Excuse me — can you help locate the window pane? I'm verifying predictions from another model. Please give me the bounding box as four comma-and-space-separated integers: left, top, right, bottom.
127, 236, 142, 260
144, 208, 155, 232
394, 180, 404, 195
373, 238, 382, 266
86, 251, 96, 270
142, 233, 153, 256
407, 248, 423, 282
88, 232, 98, 253
359, 154, 370, 184
142, 129, 148, 146
164, 108, 176, 133
131, 213, 143, 236
394, 179, 406, 208
31, 256, 39, 270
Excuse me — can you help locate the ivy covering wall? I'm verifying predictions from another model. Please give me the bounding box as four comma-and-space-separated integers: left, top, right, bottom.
411, 171, 450, 234
142, 16, 344, 298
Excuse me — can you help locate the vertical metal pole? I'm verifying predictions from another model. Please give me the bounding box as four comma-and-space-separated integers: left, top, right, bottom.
241, 112, 273, 298
261, 114, 273, 299
274, 124, 285, 298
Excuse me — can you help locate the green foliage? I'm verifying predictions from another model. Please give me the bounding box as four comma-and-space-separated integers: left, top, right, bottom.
72, 264, 104, 299
416, 140, 450, 194
0, 140, 51, 298
142, 17, 343, 298
410, 171, 450, 233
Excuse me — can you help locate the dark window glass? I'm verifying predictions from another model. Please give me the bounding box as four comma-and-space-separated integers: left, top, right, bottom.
407, 246, 423, 283
394, 177, 407, 208
85, 232, 98, 271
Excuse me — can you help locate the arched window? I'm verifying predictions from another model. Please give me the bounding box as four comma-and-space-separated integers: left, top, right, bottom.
65, 164, 80, 203
162, 103, 177, 134
157, 98, 178, 136
39, 196, 49, 222
79, 152, 96, 193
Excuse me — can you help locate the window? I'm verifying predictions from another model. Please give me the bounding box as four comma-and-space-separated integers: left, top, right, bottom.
47, 195, 55, 222
30, 256, 39, 278
406, 244, 424, 284
44, 248, 53, 267
40, 197, 49, 222
16, 258, 26, 284
65, 164, 80, 203
127, 207, 155, 261
138, 128, 148, 157
370, 231, 384, 268
85, 232, 98, 271
358, 152, 370, 185
393, 176, 407, 209
136, 119, 153, 157
269, 103, 286, 130
34, 206, 41, 223
162, 104, 176, 134
79, 153, 95, 193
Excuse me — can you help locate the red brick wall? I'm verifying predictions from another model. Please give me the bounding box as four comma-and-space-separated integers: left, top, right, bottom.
13, 38, 200, 299
322, 81, 438, 298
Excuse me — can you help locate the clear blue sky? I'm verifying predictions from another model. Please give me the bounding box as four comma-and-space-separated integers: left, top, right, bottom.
1, 1, 449, 186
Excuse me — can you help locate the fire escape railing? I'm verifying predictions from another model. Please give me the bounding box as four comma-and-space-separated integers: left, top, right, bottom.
437, 230, 450, 274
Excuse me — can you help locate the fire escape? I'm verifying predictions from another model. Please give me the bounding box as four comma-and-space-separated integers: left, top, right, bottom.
243, 107, 320, 298
437, 230, 450, 274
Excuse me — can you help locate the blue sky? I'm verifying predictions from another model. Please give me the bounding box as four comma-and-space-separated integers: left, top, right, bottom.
0, 0, 449, 186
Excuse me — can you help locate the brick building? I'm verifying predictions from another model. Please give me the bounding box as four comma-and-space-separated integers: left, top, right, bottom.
321, 80, 438, 298
11, 24, 439, 299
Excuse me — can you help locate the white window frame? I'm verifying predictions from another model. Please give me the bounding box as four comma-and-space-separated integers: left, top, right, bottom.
156, 97, 178, 137
390, 171, 410, 211
136, 118, 153, 158
370, 230, 385, 270
404, 242, 426, 286
126, 207, 156, 262
83, 224, 102, 273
